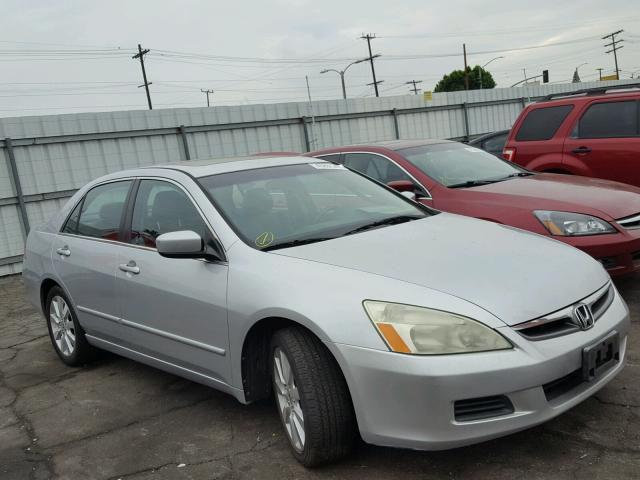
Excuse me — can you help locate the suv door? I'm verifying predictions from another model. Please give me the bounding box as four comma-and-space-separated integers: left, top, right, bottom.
563, 100, 640, 186
53, 180, 133, 341
116, 178, 230, 384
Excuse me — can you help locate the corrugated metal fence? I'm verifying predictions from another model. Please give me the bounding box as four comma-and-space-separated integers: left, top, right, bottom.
1, 79, 637, 275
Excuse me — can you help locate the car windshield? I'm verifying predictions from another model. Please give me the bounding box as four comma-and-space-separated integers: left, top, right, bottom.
398, 143, 531, 188
198, 162, 431, 250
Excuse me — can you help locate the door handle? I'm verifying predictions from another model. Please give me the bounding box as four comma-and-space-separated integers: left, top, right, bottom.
572, 146, 592, 154
56, 246, 71, 257
119, 261, 140, 275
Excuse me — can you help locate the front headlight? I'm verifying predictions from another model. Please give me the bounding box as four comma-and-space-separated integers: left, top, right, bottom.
363, 301, 512, 355
534, 210, 616, 236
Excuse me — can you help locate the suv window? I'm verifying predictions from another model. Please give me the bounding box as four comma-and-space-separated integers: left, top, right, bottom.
65, 181, 132, 240
577, 101, 638, 138
515, 105, 573, 141
343, 153, 413, 184
130, 179, 208, 248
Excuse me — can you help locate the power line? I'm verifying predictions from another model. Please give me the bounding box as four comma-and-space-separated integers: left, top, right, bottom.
132, 44, 153, 110
602, 30, 624, 79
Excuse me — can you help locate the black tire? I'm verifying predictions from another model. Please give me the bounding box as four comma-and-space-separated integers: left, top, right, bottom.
271, 326, 355, 467
45, 286, 96, 366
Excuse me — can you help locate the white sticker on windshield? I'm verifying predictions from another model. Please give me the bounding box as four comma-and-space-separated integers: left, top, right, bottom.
464, 147, 482, 153
309, 162, 346, 170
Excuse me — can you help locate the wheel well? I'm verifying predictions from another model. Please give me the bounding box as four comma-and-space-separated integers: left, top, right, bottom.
241, 317, 295, 402
241, 318, 351, 405
40, 278, 60, 313
542, 168, 572, 175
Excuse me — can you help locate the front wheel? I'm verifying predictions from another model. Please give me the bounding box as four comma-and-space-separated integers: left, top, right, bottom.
271, 327, 355, 467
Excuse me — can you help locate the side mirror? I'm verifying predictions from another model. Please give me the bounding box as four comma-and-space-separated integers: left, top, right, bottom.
156, 230, 205, 259
387, 180, 415, 193
400, 190, 417, 201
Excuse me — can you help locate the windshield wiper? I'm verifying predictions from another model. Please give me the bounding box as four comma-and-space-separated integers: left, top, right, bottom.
503, 171, 534, 178
262, 237, 334, 251
448, 179, 502, 188
343, 215, 424, 236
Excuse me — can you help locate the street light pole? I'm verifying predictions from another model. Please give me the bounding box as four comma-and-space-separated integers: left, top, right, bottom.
320, 56, 374, 100
479, 56, 504, 89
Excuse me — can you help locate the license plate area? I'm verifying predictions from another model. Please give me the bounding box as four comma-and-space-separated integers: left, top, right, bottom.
582, 331, 619, 382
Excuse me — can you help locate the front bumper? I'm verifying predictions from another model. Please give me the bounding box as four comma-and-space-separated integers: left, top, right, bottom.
561, 228, 640, 277
328, 287, 630, 451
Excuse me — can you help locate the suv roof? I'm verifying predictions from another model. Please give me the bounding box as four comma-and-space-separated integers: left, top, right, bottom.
538, 82, 640, 103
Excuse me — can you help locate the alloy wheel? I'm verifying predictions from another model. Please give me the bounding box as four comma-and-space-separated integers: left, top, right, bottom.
273, 347, 305, 452
49, 295, 76, 356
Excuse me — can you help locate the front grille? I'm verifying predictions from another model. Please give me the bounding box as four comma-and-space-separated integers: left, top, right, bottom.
618, 213, 640, 229
454, 395, 514, 422
513, 284, 614, 340
543, 369, 583, 401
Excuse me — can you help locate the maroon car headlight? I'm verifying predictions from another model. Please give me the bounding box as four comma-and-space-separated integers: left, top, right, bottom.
534, 210, 616, 236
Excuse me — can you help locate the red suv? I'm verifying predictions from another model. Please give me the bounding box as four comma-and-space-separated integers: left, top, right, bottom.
503, 85, 640, 187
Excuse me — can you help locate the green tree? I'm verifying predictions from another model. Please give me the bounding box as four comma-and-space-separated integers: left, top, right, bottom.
434, 66, 496, 92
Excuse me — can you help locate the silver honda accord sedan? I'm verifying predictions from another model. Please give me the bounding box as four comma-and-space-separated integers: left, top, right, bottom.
23, 155, 629, 466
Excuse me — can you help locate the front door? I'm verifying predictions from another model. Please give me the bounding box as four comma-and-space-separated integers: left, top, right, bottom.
116, 179, 231, 384
563, 99, 640, 187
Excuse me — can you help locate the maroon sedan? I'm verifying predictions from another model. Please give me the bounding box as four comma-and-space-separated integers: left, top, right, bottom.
308, 140, 640, 277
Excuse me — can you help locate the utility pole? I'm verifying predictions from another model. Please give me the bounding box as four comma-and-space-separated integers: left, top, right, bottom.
596, 68, 604, 81
305, 75, 317, 148
132, 44, 152, 110
361, 33, 382, 97
405, 80, 423, 95
200, 89, 214, 107
463, 43, 469, 90
602, 30, 624, 80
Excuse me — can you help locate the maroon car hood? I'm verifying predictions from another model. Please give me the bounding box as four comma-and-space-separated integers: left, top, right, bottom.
469, 173, 640, 219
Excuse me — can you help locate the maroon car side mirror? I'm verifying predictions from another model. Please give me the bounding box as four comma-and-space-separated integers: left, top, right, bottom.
387, 180, 415, 193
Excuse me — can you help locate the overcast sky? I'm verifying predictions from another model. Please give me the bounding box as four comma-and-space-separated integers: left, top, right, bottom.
0, 0, 638, 117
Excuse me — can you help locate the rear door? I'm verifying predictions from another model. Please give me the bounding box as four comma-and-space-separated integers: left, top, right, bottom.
506, 104, 574, 170
53, 179, 133, 341
116, 178, 231, 384
563, 99, 640, 187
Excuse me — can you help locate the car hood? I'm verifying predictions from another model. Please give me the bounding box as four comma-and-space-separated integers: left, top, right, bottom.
468, 174, 640, 219
273, 213, 608, 326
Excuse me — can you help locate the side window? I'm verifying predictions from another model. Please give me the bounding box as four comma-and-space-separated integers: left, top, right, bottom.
314, 154, 343, 164
61, 201, 82, 234
515, 105, 573, 141
343, 153, 413, 185
577, 101, 638, 138
73, 181, 132, 241
130, 180, 208, 248
483, 133, 507, 155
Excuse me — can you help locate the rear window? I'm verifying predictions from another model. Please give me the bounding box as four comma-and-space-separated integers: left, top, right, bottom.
515, 105, 573, 141
577, 101, 638, 138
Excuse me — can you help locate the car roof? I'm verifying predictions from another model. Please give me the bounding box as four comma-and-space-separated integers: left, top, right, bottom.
312, 139, 454, 154
142, 154, 318, 178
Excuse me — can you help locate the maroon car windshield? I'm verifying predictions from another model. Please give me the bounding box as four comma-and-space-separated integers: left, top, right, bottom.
398, 143, 531, 188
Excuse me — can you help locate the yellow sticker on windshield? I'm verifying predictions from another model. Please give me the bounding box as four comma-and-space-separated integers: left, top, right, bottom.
255, 231, 275, 248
